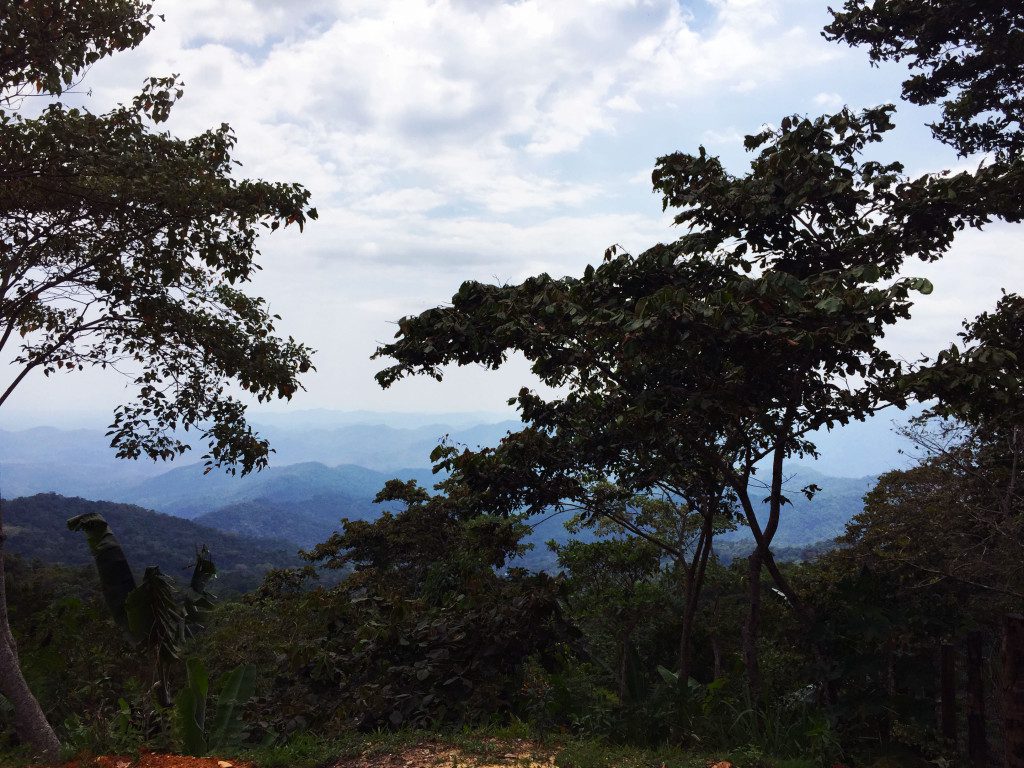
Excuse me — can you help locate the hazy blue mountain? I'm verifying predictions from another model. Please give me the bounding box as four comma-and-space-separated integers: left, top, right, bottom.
0, 412, 885, 572
194, 500, 333, 548
0, 404, 918, 484
1, 494, 301, 593
0, 427, 169, 499
110, 461, 438, 519
248, 408, 514, 431
0, 418, 517, 501
247, 420, 520, 470
801, 402, 924, 477
719, 464, 876, 547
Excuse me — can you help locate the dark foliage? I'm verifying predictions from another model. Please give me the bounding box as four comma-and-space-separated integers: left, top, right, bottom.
825, 0, 1024, 157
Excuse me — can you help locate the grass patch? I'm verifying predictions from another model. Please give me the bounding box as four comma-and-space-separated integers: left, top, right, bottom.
553, 739, 818, 768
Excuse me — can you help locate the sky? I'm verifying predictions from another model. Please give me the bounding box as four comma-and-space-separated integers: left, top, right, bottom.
5, 0, 1024, 423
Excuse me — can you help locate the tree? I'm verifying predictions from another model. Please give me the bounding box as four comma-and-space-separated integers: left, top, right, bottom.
293, 478, 562, 730
425, 405, 736, 688
0, 1, 316, 758
552, 536, 666, 705
375, 105, 1014, 704
904, 295, 1024, 766
824, 0, 1024, 158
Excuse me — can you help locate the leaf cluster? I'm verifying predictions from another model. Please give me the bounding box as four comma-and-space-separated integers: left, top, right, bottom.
1, 3, 318, 475
825, 0, 1024, 157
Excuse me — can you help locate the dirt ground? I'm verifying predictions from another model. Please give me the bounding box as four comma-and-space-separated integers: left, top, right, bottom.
49, 745, 737, 768
50, 742, 559, 768
56, 757, 253, 768
326, 740, 556, 767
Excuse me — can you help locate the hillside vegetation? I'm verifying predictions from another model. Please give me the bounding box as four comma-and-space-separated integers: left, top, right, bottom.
2, 495, 300, 593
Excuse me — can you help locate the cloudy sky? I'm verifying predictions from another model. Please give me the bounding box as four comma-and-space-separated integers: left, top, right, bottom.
6, 0, 1024, 423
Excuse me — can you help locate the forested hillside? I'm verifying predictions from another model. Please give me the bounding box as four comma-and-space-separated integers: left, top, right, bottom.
2, 494, 301, 593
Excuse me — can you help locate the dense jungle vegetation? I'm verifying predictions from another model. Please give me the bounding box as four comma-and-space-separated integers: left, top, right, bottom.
1, 0, 1023, 766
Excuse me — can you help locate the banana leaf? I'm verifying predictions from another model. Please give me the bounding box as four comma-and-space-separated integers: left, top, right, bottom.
175, 657, 210, 756
126, 566, 185, 660
67, 512, 137, 631
207, 663, 256, 751
189, 545, 216, 594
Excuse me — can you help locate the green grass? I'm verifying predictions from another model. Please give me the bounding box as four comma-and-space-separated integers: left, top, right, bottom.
552, 739, 817, 768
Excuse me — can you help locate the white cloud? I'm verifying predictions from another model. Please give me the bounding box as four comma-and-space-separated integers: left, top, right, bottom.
9, 0, 1015, 417
77, 0, 842, 226
702, 127, 745, 145
814, 91, 844, 110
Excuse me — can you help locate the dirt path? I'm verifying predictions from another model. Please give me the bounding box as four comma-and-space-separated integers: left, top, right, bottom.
326, 740, 556, 767
58, 757, 253, 768
49, 742, 557, 768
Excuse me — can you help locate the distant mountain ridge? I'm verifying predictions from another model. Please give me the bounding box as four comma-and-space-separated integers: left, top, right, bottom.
110, 460, 438, 519
0, 419, 517, 500
0, 414, 886, 570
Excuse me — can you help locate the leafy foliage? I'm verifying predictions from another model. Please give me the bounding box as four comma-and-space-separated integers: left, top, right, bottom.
175, 658, 255, 756
825, 0, 1024, 157
1, 1, 317, 475
68, 510, 221, 708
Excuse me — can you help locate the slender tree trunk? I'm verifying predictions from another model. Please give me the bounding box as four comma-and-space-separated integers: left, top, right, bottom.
742, 549, 763, 703
677, 579, 697, 686
617, 637, 628, 703
940, 642, 958, 751
0, 503, 61, 762
676, 515, 713, 685
965, 630, 987, 767
1003, 614, 1024, 768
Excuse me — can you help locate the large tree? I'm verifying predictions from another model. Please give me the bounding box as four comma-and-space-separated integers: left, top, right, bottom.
375, 106, 1005, 701
0, 1, 316, 758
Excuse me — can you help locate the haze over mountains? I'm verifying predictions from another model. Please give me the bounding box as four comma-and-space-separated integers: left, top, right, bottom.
0, 407, 918, 575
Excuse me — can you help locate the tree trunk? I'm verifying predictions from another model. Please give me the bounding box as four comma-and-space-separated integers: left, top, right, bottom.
965, 630, 988, 767
676, 515, 713, 686
940, 642, 957, 751
0, 503, 61, 762
742, 549, 762, 703
617, 631, 629, 703
1003, 614, 1024, 768
677, 587, 696, 686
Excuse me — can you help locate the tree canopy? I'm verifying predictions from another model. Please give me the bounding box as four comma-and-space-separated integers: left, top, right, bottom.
0, 0, 317, 757
0, 3, 317, 473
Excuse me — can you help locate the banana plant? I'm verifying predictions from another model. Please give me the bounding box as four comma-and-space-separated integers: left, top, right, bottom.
68, 512, 218, 705
175, 658, 256, 756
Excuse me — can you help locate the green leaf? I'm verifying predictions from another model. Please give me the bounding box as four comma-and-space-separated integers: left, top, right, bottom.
911, 277, 934, 295
126, 567, 184, 659
175, 657, 210, 756
189, 545, 217, 594
656, 665, 679, 686
207, 664, 256, 752
67, 513, 137, 632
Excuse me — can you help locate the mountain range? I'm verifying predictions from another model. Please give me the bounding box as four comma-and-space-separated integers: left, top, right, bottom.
0, 410, 895, 580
